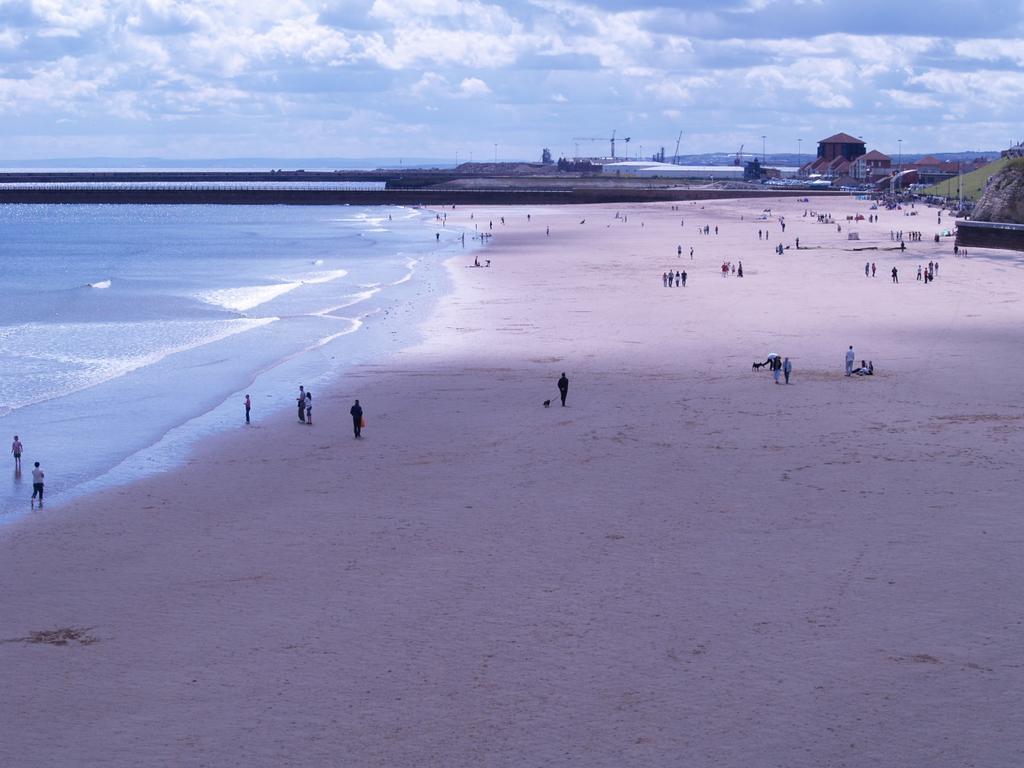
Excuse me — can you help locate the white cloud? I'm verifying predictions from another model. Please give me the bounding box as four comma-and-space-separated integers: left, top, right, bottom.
458, 77, 490, 97
28, 0, 110, 29
907, 68, 1024, 108
0, 1, 1022, 157
0, 28, 23, 49
644, 78, 711, 105
0, 56, 114, 112
954, 38, 1024, 65
883, 89, 942, 109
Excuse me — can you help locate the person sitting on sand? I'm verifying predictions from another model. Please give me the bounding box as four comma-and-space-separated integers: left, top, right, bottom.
853, 360, 874, 376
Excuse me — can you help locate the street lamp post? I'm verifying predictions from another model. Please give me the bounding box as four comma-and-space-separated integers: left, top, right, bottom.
494, 143, 498, 163
898, 138, 903, 192
761, 135, 766, 163
797, 138, 802, 176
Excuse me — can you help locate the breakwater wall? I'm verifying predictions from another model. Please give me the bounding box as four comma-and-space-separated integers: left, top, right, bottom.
956, 220, 1024, 252
0, 186, 839, 206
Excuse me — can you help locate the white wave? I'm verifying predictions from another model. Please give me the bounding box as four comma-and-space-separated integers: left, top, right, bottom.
300, 268, 348, 285
197, 282, 301, 312
391, 258, 420, 286
312, 288, 381, 316
88, 279, 111, 289
196, 270, 348, 313
308, 317, 363, 348
0, 317, 276, 413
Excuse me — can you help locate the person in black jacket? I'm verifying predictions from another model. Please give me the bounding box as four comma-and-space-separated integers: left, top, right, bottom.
557, 373, 569, 406
350, 399, 363, 438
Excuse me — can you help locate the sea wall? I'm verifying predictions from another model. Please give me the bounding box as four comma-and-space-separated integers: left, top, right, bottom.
0, 186, 838, 206
956, 220, 1024, 252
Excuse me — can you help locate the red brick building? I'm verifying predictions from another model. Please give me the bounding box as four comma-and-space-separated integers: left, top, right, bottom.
816, 132, 866, 162
852, 150, 892, 181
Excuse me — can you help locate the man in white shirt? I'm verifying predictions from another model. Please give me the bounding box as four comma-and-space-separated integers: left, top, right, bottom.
31, 461, 44, 508
845, 346, 855, 376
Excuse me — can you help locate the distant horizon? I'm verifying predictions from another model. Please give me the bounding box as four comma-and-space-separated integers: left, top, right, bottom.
0, 148, 1004, 173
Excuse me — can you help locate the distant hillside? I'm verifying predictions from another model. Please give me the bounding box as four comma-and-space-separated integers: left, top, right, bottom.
920, 157, 1009, 201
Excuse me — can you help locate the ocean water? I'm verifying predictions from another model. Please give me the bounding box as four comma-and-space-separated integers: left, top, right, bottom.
0, 204, 460, 519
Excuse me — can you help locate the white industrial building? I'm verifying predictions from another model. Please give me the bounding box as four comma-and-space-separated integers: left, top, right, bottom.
600, 161, 746, 180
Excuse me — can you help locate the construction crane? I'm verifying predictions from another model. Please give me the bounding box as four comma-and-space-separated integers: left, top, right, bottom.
572, 129, 631, 159
673, 131, 683, 164
734, 144, 744, 166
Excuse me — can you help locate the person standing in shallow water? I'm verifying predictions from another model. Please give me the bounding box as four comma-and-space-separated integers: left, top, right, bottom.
30, 461, 44, 508
557, 373, 569, 406
350, 399, 363, 438
297, 385, 306, 423
12, 435, 22, 471
244, 394, 251, 424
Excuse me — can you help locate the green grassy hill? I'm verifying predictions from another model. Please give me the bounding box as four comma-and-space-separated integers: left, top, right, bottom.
920, 157, 1008, 201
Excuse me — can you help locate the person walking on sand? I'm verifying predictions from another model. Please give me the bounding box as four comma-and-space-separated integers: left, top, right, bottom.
783, 356, 792, 384
30, 461, 44, 508
12, 435, 22, 471
865, 262, 870, 277
845, 345, 856, 376
557, 372, 569, 406
871, 262, 876, 277
350, 399, 363, 438
891, 266, 899, 283
244, 394, 251, 424
297, 385, 306, 423
772, 355, 782, 384
305, 391, 313, 425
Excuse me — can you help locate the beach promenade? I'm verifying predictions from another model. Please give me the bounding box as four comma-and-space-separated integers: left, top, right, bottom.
2, 196, 1022, 767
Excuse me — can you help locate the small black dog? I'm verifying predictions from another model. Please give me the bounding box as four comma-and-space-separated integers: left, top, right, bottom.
752, 361, 767, 371
543, 399, 551, 408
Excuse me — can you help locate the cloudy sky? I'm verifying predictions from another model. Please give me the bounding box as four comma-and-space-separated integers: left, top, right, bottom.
1, 0, 1023, 162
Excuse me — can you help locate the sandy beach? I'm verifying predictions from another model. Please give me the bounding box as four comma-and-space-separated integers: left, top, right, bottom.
2, 195, 1023, 767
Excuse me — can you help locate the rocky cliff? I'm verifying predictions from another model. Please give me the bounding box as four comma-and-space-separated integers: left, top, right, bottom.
971, 160, 1024, 224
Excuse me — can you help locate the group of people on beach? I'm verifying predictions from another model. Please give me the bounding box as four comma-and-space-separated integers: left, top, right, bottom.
845, 346, 874, 376
284, 386, 364, 438
917, 260, 940, 282
720, 261, 744, 277
11, 435, 44, 508
755, 356, 792, 384
662, 270, 688, 287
